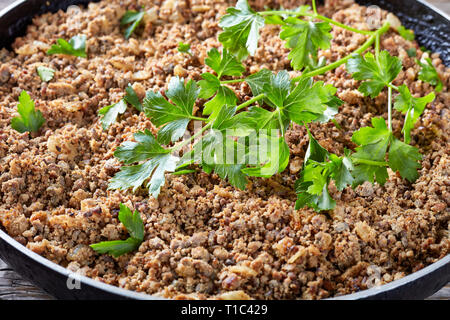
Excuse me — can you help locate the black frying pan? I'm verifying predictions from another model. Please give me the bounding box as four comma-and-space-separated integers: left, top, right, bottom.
0, 0, 449, 300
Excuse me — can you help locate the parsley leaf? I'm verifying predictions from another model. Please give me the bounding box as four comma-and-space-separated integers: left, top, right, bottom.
11, 91, 45, 134
36, 66, 55, 82
109, 130, 179, 198
90, 238, 141, 258
295, 132, 353, 212
202, 83, 238, 119
330, 151, 354, 191
346, 51, 402, 98
406, 48, 417, 57
181, 106, 256, 189
304, 128, 329, 163
121, 10, 145, 39
218, 0, 265, 60
394, 85, 435, 143
242, 136, 290, 178
397, 26, 415, 41
417, 57, 443, 92
198, 49, 243, 119
99, 86, 143, 130
98, 100, 127, 130
199, 73, 222, 100
178, 42, 192, 55
124, 84, 143, 112
250, 71, 340, 131
143, 77, 199, 144
114, 130, 169, 165
245, 68, 273, 98
351, 117, 390, 186
117, 203, 145, 241
351, 117, 422, 185
205, 48, 246, 78
47, 35, 87, 58
90, 204, 144, 257
280, 18, 332, 71
388, 137, 422, 182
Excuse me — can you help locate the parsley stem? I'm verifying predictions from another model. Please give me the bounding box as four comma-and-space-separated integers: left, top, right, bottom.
375, 33, 381, 61
292, 22, 390, 82
314, 14, 374, 35
171, 122, 213, 152
236, 94, 266, 111
221, 79, 245, 84
259, 11, 373, 35
387, 86, 393, 132
352, 158, 388, 167
190, 115, 209, 122
352, 158, 389, 167
388, 83, 399, 91
312, 0, 318, 15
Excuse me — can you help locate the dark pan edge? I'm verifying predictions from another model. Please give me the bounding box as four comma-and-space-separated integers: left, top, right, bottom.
0, 229, 154, 300
355, 0, 450, 65
0, 0, 449, 300
1, 228, 449, 300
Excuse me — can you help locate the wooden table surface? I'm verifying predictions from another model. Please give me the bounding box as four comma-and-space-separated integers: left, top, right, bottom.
0, 0, 449, 300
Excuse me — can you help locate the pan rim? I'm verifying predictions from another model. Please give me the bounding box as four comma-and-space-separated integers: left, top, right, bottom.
0, 0, 449, 300
2, 225, 449, 300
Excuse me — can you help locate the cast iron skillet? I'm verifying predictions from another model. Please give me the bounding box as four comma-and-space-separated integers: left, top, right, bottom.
0, 0, 449, 300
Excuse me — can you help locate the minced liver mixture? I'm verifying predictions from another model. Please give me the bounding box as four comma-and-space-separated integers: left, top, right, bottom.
0, 0, 448, 300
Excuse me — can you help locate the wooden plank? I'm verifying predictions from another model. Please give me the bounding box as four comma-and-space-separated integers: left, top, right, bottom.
0, 259, 53, 300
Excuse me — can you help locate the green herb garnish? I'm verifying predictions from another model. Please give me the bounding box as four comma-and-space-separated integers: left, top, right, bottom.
218, 0, 265, 60
417, 57, 443, 92
121, 10, 145, 39
394, 85, 435, 144
125, 84, 143, 112
406, 48, 417, 57
280, 18, 332, 71
90, 204, 144, 257
346, 51, 402, 98
109, 129, 179, 198
106, 0, 439, 214
47, 35, 87, 58
178, 42, 192, 55
295, 132, 353, 211
98, 85, 144, 130
36, 66, 55, 82
11, 91, 45, 134
351, 117, 422, 185
397, 26, 415, 41
98, 100, 127, 130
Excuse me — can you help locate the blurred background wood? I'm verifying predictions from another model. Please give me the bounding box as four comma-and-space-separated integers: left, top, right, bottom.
0, 0, 449, 301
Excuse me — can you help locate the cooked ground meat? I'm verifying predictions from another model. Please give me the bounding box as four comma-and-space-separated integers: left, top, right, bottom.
0, 0, 449, 300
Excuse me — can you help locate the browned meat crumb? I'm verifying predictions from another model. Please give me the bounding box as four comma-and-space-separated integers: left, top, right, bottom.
0, 0, 449, 300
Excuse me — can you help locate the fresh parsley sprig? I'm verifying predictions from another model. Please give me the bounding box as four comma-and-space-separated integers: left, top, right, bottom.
11, 91, 46, 134
295, 130, 353, 211
178, 42, 192, 55
199, 48, 244, 119
98, 85, 143, 130
36, 66, 55, 82
346, 50, 402, 98
397, 26, 415, 41
121, 9, 146, 39
47, 35, 87, 58
90, 204, 144, 257
345, 48, 434, 185
417, 57, 443, 92
350, 117, 422, 185
105, 0, 439, 214
218, 0, 265, 60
